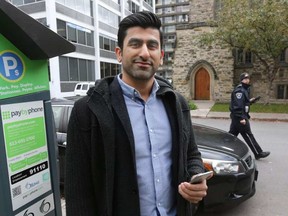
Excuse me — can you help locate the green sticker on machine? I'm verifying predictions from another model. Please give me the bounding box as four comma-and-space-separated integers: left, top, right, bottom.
0, 34, 49, 99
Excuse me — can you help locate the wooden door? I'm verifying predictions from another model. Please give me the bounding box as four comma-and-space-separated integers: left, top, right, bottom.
195, 68, 210, 100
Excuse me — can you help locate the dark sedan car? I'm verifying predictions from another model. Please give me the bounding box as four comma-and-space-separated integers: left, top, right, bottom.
193, 124, 257, 213
51, 97, 257, 212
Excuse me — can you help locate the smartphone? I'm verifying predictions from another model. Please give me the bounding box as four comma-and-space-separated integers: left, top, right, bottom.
251, 96, 261, 104
190, 171, 213, 184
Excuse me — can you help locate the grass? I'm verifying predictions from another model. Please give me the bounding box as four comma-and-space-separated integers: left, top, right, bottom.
188, 101, 198, 110
210, 102, 288, 113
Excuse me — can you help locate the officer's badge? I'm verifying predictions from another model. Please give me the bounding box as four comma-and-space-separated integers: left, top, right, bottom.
236, 92, 242, 99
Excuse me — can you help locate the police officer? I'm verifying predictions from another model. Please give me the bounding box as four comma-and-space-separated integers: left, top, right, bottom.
229, 72, 270, 160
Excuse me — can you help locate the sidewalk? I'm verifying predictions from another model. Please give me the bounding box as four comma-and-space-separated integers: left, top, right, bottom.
190, 100, 288, 122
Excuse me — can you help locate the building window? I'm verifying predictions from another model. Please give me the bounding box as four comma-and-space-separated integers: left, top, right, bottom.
163, 25, 175, 33
177, 14, 188, 22
164, 43, 174, 51
176, 5, 189, 12
280, 48, 287, 63
59, 56, 95, 82
215, 0, 223, 10
59, 57, 69, 81
164, 35, 176, 42
159, 0, 172, 5
126, 0, 140, 13
98, 6, 119, 28
156, 8, 163, 14
79, 59, 88, 81
69, 58, 78, 81
164, 7, 173, 13
10, 0, 44, 6
214, 0, 224, 19
56, 0, 92, 16
277, 85, 288, 99
24, 0, 34, 3
164, 16, 174, 23
234, 49, 253, 66
57, 19, 94, 47
164, 52, 174, 61
100, 62, 121, 78
144, 0, 153, 7
67, 24, 77, 43
99, 36, 117, 52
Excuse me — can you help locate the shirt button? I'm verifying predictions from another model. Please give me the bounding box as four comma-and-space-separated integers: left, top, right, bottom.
156, 179, 160, 183
153, 154, 157, 158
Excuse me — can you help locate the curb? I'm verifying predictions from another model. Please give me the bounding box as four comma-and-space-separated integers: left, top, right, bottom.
191, 111, 288, 122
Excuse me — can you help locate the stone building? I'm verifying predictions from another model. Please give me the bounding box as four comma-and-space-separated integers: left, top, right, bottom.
172, 0, 288, 102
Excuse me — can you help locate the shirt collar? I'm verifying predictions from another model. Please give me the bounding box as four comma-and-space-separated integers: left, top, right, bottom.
117, 74, 160, 101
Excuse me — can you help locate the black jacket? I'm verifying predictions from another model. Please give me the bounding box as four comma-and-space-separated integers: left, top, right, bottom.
229, 83, 251, 119
65, 76, 204, 216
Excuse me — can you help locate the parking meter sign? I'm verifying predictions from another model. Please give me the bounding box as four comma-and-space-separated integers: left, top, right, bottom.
1, 101, 52, 211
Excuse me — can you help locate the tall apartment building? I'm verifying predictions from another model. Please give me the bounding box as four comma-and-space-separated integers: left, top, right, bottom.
155, 0, 190, 82
9, 0, 154, 98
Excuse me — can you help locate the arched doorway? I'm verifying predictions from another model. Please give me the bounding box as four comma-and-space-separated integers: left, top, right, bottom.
195, 68, 210, 100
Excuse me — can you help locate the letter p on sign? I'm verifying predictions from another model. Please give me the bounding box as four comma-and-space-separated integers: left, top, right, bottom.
0, 51, 24, 81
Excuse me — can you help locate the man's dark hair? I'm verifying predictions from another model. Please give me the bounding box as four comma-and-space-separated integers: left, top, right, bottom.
117, 11, 163, 50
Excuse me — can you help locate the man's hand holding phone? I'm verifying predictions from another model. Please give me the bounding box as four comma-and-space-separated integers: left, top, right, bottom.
178, 171, 213, 204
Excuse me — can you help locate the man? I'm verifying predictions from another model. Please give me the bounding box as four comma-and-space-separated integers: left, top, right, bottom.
229, 72, 270, 160
65, 11, 210, 216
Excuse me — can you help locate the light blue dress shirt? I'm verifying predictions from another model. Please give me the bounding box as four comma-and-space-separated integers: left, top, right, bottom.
117, 75, 176, 216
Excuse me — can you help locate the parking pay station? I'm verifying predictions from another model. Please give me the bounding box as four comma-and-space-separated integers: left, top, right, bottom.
0, 1, 75, 215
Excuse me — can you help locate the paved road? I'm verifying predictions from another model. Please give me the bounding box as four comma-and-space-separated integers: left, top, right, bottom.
193, 118, 288, 216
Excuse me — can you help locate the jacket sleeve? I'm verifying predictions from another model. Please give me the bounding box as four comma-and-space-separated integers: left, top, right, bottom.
65, 100, 97, 216
177, 94, 204, 178
230, 89, 246, 119
185, 110, 205, 178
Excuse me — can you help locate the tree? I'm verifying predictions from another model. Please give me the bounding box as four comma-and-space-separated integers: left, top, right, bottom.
201, 0, 288, 103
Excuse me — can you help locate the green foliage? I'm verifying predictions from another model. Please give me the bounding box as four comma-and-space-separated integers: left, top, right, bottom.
200, 0, 288, 102
202, 0, 288, 57
210, 102, 288, 113
188, 101, 198, 110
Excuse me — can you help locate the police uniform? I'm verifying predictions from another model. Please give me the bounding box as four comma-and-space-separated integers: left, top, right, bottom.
229, 73, 270, 159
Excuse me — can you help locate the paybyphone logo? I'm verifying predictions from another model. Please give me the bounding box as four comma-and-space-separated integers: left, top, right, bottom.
0, 51, 25, 82
1, 106, 43, 120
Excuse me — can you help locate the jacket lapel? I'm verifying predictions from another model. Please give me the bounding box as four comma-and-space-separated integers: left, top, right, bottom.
110, 78, 136, 159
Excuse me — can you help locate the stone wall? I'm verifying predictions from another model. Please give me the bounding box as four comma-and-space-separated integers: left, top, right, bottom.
173, 25, 234, 101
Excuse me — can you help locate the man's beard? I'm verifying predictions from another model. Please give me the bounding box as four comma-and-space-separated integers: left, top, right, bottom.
124, 65, 156, 81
